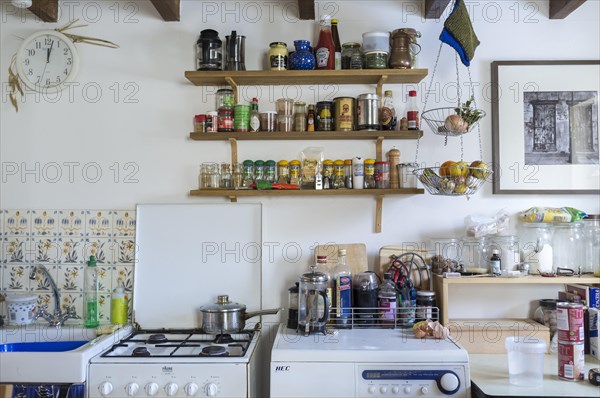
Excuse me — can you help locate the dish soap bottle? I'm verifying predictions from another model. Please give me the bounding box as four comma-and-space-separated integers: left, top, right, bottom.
111, 283, 128, 325
84, 255, 99, 328
334, 249, 352, 328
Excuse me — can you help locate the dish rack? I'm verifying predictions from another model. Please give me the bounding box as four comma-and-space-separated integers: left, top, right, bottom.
325, 306, 440, 330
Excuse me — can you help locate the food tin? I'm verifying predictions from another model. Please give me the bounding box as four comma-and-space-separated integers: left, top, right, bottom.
356, 93, 380, 131
234, 104, 250, 132
316, 101, 334, 131
333, 97, 355, 131
206, 111, 218, 132
589, 368, 600, 386
558, 341, 585, 381
557, 302, 585, 342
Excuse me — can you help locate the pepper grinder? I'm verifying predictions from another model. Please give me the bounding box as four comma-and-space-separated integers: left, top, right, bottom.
388, 147, 401, 189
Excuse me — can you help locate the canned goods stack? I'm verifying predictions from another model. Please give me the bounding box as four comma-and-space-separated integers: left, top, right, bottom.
557, 302, 585, 381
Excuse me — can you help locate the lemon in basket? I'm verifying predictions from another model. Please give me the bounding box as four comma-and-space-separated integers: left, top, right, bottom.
470, 160, 489, 179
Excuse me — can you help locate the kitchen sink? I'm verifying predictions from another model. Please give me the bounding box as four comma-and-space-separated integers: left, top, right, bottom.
0, 323, 132, 384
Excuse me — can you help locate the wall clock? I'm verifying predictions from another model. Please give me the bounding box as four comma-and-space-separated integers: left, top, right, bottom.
15, 30, 80, 93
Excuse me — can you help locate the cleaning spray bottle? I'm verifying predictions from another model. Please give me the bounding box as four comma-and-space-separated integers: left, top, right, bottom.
110, 283, 128, 325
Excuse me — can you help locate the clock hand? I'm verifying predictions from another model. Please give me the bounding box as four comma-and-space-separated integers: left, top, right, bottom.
46, 41, 54, 63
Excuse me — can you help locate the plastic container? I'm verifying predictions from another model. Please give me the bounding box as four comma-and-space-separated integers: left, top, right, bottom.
505, 336, 547, 387
110, 285, 128, 325
362, 31, 390, 52
5, 294, 37, 325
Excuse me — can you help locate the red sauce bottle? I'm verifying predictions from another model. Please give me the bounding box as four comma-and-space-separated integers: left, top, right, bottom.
315, 15, 335, 70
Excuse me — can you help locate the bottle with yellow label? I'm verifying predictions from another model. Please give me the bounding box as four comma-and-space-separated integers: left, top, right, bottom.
111, 284, 128, 325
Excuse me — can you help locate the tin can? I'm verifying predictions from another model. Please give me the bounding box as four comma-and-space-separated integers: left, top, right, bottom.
333, 97, 355, 131
589, 368, 600, 386
356, 93, 380, 131
316, 101, 334, 131
234, 104, 250, 132
206, 111, 218, 132
558, 341, 585, 381
557, 302, 585, 342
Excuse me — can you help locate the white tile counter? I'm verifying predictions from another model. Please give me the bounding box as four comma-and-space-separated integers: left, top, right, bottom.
470, 353, 600, 397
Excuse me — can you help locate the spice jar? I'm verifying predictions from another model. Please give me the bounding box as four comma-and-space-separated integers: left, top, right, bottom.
341, 42, 362, 69
277, 160, 289, 184
322, 159, 334, 189
332, 160, 345, 189
232, 163, 243, 188
241, 160, 254, 188
374, 161, 390, 189
344, 159, 353, 189
219, 163, 232, 188
316, 101, 333, 131
194, 114, 206, 133
254, 160, 265, 183
289, 160, 301, 185
293, 101, 307, 132
206, 111, 218, 132
268, 42, 288, 71
265, 160, 276, 183
364, 158, 376, 189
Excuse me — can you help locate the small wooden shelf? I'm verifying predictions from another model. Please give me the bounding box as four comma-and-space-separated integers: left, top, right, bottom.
185, 69, 428, 87
190, 188, 424, 197
190, 130, 423, 141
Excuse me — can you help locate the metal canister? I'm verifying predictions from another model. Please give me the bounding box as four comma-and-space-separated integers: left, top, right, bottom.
356, 93, 380, 131
557, 302, 585, 343
333, 97, 355, 131
316, 101, 334, 131
558, 341, 585, 381
234, 104, 250, 132
206, 111, 218, 132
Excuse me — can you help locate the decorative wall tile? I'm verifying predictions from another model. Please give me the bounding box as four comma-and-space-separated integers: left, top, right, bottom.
113, 211, 136, 237
61, 292, 82, 320
58, 210, 85, 237
32, 237, 60, 264
0, 210, 5, 235
58, 265, 83, 293
4, 264, 28, 291
113, 239, 135, 265
58, 238, 85, 264
98, 265, 112, 293
30, 265, 59, 293
86, 211, 112, 237
83, 238, 111, 264
4, 210, 30, 236
36, 293, 53, 314
31, 210, 58, 236
3, 237, 30, 264
112, 265, 134, 293
99, 293, 110, 323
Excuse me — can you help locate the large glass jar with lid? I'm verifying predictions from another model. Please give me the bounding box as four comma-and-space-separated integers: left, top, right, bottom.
552, 222, 584, 273
582, 215, 600, 275
459, 236, 487, 274
519, 222, 553, 274
487, 235, 520, 272
429, 238, 461, 274
341, 42, 362, 69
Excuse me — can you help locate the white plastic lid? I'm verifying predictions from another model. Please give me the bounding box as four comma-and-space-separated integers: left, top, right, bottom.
5, 294, 37, 304
505, 336, 547, 353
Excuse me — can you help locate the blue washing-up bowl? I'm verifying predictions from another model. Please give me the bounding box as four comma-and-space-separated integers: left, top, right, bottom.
0, 340, 88, 352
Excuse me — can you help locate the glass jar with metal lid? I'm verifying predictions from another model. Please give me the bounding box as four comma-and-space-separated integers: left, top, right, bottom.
356, 93, 380, 130
518, 222, 553, 274
415, 291, 436, 322
364, 51, 389, 69
277, 160, 289, 184
487, 235, 520, 272
268, 42, 288, 70
293, 101, 307, 132
341, 42, 362, 69
216, 88, 234, 109
552, 222, 584, 273
582, 215, 600, 275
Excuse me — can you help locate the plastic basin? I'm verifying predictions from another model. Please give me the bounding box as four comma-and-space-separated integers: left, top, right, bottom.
0, 340, 88, 352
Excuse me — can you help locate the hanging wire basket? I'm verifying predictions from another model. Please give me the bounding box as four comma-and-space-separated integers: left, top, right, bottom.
421, 107, 486, 137
413, 166, 493, 196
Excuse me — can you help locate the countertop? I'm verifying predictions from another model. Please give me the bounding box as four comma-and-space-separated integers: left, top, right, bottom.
470, 353, 600, 397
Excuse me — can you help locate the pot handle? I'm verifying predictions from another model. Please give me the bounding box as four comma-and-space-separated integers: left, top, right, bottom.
243, 308, 280, 320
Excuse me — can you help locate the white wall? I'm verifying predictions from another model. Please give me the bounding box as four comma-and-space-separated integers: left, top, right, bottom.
1, 0, 599, 321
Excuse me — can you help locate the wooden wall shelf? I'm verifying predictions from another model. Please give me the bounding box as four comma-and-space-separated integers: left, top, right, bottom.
190, 130, 423, 141
190, 188, 424, 197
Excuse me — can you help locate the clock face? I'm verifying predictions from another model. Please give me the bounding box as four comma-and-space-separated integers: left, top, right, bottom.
16, 30, 79, 93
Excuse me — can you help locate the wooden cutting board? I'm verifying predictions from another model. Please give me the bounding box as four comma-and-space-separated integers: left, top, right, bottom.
378, 245, 431, 291
315, 243, 368, 276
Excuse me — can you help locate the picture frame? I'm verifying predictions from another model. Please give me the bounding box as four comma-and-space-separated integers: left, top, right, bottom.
491, 60, 600, 194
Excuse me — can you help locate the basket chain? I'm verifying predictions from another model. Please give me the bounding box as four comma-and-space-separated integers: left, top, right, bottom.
467, 66, 484, 160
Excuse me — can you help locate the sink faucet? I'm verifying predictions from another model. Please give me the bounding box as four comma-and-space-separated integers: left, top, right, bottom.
29, 265, 76, 327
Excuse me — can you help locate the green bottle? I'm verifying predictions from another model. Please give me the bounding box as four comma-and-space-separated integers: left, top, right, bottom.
84, 255, 99, 328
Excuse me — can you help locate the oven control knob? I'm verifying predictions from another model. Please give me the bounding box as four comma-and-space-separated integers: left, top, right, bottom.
205, 383, 218, 397
439, 373, 460, 393
145, 382, 159, 396
125, 382, 139, 396
184, 383, 199, 397
98, 382, 113, 396
165, 383, 179, 397
420, 386, 429, 395
403, 386, 411, 394
391, 386, 400, 394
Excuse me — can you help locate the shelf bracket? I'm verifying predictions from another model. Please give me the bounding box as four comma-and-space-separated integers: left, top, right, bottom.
225, 77, 239, 104
376, 75, 388, 99
376, 136, 385, 162
375, 195, 384, 233
228, 138, 239, 166
228, 195, 238, 203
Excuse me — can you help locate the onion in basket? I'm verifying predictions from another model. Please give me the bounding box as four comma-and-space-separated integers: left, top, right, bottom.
444, 114, 468, 133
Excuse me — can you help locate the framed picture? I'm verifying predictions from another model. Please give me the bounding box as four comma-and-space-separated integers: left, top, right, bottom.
491, 60, 600, 194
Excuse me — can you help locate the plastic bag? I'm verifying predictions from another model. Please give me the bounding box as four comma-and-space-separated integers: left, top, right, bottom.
300, 146, 324, 189
519, 207, 586, 223
465, 210, 509, 238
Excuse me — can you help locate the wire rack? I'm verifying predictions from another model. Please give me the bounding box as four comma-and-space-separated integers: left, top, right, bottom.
323, 306, 439, 330
413, 166, 493, 196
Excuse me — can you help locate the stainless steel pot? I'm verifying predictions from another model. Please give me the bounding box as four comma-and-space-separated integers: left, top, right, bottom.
199, 295, 280, 334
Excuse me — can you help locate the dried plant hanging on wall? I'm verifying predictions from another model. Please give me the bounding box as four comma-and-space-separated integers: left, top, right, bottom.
8, 19, 119, 112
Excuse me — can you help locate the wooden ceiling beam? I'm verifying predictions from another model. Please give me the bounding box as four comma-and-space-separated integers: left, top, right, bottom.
149, 0, 180, 22
424, 0, 451, 19
28, 0, 58, 22
549, 0, 587, 19
298, 0, 315, 20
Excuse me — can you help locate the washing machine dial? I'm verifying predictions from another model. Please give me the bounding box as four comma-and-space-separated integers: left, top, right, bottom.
439, 372, 460, 394
420, 386, 429, 395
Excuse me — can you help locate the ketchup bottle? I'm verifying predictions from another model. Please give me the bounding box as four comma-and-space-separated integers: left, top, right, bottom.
315, 15, 335, 70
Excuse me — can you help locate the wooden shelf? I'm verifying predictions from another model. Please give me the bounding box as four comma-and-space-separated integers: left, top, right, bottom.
190, 130, 423, 141
190, 188, 423, 197
185, 69, 428, 87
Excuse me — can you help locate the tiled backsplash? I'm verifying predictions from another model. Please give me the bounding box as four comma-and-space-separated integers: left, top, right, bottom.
1, 209, 135, 323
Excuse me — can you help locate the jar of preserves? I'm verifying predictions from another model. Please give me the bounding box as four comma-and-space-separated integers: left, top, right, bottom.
518, 222, 553, 274
341, 42, 362, 69
216, 88, 234, 109
332, 159, 345, 189
364, 158, 376, 189
289, 160, 301, 185
277, 160, 289, 184
415, 291, 436, 322
293, 101, 307, 132
553, 222, 584, 273
374, 161, 390, 189
268, 42, 288, 70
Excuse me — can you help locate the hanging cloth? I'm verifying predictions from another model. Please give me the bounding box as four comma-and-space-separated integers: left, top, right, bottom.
439, 0, 480, 66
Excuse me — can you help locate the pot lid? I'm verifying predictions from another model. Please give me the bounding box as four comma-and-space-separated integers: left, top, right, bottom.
200, 295, 246, 313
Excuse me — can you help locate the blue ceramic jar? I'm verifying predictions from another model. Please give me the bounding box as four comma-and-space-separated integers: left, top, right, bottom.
289, 40, 315, 70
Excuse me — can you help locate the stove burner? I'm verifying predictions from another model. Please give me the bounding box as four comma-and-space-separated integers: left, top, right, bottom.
132, 347, 151, 357
201, 346, 228, 356
146, 334, 168, 344
214, 334, 234, 344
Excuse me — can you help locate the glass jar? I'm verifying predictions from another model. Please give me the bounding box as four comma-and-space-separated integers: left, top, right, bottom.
268, 42, 288, 71
276, 98, 294, 117
374, 161, 390, 189
415, 291, 436, 322
344, 159, 353, 189
277, 160, 289, 184
582, 215, 600, 275
254, 160, 265, 183
487, 235, 520, 272
364, 159, 376, 189
533, 299, 558, 340
459, 236, 488, 274
200, 162, 220, 189
332, 159, 345, 189
364, 50, 388, 69
265, 160, 276, 183
287, 282, 299, 329
553, 222, 584, 273
429, 238, 461, 274
341, 42, 362, 69
241, 160, 254, 188
216, 88, 234, 109
519, 222, 554, 274
293, 101, 307, 132
259, 111, 277, 132
219, 163, 232, 188
232, 163, 243, 189
397, 163, 418, 189
322, 159, 334, 189
289, 160, 301, 185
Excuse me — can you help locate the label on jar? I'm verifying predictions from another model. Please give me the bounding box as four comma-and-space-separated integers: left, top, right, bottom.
407, 111, 419, 129
270, 55, 288, 70
335, 98, 353, 131
558, 341, 585, 380
316, 47, 330, 68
